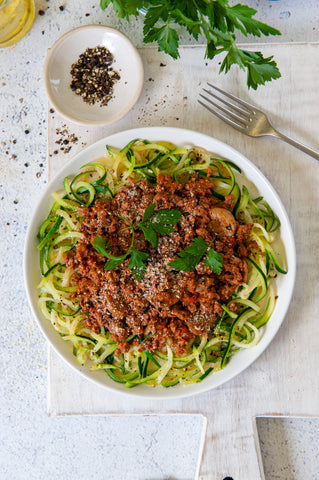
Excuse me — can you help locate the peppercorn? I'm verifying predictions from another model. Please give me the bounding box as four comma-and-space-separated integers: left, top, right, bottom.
70, 46, 120, 107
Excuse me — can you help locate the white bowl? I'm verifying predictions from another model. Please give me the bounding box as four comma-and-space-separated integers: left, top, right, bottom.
43, 25, 144, 126
24, 127, 296, 400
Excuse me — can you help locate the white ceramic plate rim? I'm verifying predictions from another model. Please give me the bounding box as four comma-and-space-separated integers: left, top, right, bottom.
43, 25, 144, 126
24, 126, 296, 400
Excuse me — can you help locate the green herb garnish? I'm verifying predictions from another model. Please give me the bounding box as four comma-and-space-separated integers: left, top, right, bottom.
204, 247, 223, 275
92, 235, 130, 261
92, 203, 182, 280
169, 237, 208, 271
100, 0, 281, 89
128, 248, 149, 282
138, 202, 182, 248
169, 237, 223, 273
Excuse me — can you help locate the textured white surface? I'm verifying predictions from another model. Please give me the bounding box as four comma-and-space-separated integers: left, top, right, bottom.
255, 416, 319, 480
1, 1, 319, 480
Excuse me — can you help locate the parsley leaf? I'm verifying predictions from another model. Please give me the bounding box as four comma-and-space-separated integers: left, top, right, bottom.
171, 9, 201, 40
157, 25, 179, 60
104, 257, 123, 270
146, 208, 182, 234
103, 0, 282, 89
93, 224, 133, 267
142, 202, 156, 222
128, 248, 149, 281
220, 47, 281, 89
244, 52, 281, 89
92, 235, 113, 258
138, 203, 182, 247
144, 24, 179, 60
169, 237, 224, 273
225, 4, 281, 37
143, 5, 169, 33
100, 0, 142, 19
140, 225, 159, 248
204, 248, 223, 274
169, 237, 208, 272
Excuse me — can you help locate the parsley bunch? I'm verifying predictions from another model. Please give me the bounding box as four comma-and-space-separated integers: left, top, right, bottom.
100, 0, 281, 89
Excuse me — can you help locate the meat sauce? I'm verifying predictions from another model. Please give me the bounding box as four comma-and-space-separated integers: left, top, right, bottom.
66, 173, 254, 356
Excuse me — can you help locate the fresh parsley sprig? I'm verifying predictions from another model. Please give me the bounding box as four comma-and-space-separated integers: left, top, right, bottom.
93, 234, 149, 280
128, 249, 149, 282
204, 246, 224, 274
100, 0, 281, 89
138, 202, 182, 248
92, 203, 182, 280
169, 237, 223, 274
92, 235, 131, 269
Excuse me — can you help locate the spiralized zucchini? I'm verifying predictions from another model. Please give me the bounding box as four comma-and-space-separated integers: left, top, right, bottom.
37, 139, 287, 388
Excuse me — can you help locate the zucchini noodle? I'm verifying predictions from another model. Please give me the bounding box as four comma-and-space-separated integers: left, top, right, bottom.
37, 139, 287, 388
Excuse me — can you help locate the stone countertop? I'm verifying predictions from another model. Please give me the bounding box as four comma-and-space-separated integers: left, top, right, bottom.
1, 1, 319, 479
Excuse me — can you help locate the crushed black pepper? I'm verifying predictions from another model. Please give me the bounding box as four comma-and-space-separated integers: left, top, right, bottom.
70, 46, 120, 107
53, 126, 84, 155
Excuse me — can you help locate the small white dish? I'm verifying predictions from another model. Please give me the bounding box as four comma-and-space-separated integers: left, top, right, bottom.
43, 25, 144, 126
24, 126, 296, 400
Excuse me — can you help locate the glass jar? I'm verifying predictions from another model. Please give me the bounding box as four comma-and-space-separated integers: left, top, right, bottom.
0, 0, 35, 48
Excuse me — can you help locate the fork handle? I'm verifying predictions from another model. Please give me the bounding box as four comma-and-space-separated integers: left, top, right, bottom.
271, 129, 319, 161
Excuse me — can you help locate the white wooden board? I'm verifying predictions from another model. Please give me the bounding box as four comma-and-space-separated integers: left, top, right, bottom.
47, 43, 319, 480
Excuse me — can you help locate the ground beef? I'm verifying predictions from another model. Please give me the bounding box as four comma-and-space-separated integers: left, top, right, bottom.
65, 173, 254, 356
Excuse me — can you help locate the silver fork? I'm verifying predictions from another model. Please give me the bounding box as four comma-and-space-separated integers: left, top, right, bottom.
198, 83, 319, 161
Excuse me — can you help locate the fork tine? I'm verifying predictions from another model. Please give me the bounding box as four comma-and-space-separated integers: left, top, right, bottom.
198, 99, 246, 132
199, 94, 247, 128
207, 82, 256, 114
202, 87, 251, 120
